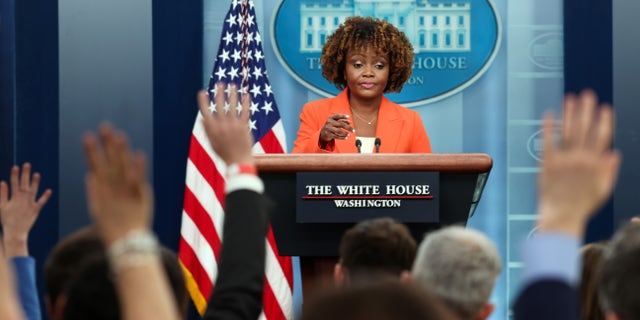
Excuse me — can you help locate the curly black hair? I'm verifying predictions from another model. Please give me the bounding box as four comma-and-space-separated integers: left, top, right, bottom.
320, 16, 414, 93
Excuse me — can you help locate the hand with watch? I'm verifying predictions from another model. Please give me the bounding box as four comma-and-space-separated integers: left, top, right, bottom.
82, 123, 180, 320
226, 163, 258, 177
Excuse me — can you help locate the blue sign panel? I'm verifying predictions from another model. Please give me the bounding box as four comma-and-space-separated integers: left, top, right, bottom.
296, 171, 440, 223
271, 0, 502, 106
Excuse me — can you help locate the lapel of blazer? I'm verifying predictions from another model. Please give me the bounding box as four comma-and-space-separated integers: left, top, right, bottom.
375, 95, 402, 153
329, 89, 359, 153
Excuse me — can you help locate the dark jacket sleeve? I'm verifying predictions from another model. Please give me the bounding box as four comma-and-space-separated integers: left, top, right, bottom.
514, 279, 579, 320
203, 189, 270, 320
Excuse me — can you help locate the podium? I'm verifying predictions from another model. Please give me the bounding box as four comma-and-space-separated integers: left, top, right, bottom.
255, 153, 492, 293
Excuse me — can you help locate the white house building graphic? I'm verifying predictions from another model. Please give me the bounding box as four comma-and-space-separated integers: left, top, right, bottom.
299, 0, 471, 53
273, 0, 500, 105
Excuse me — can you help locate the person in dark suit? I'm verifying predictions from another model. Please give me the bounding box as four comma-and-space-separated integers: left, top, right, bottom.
513, 89, 621, 320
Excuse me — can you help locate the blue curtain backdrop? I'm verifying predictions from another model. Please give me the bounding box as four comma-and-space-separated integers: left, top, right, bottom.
152, 1, 203, 318
0, 0, 59, 318
563, 0, 614, 243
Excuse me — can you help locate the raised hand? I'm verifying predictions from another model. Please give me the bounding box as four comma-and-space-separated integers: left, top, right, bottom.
197, 83, 254, 166
0, 163, 52, 257
537, 89, 621, 237
320, 114, 354, 146
82, 124, 152, 245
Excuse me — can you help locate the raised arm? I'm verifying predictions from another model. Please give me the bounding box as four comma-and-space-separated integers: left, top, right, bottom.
0, 245, 26, 320
515, 89, 621, 320
83, 124, 179, 320
197, 84, 269, 320
0, 163, 52, 257
536, 90, 620, 237
0, 163, 52, 320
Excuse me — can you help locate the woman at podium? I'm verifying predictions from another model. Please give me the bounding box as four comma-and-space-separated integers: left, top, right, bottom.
292, 16, 432, 154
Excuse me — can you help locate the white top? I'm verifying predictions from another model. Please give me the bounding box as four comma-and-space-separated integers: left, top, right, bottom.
357, 136, 376, 154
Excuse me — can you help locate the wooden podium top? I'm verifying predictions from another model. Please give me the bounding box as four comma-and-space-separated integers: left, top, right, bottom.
255, 153, 492, 173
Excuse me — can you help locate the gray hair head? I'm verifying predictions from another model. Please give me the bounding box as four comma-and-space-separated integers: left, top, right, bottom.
603, 222, 640, 257
598, 222, 640, 318
411, 226, 501, 319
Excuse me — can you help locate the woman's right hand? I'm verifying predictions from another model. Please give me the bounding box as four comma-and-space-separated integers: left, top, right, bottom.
320, 114, 354, 146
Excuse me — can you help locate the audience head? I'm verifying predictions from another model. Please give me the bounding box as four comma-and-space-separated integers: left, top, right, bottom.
62, 247, 188, 320
44, 226, 104, 320
411, 226, 501, 320
599, 222, 640, 320
320, 15, 414, 93
336, 217, 416, 285
44, 225, 188, 320
301, 280, 457, 320
580, 241, 607, 320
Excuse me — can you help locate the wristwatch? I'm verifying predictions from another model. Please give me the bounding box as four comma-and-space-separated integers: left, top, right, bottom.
226, 163, 257, 177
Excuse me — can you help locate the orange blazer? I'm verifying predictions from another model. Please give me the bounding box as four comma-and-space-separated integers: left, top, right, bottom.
292, 89, 432, 153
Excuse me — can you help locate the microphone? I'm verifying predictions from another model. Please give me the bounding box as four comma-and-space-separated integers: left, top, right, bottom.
355, 139, 362, 153
374, 138, 381, 153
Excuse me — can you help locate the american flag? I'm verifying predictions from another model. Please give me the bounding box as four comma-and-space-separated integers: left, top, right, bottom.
178, 0, 293, 319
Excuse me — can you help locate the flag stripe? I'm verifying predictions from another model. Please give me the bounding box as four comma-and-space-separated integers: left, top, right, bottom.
179, 213, 217, 283
191, 114, 230, 177
185, 159, 225, 238
178, 236, 214, 302
182, 187, 221, 261
271, 120, 287, 151
188, 134, 226, 205
265, 254, 293, 319
258, 127, 285, 154
262, 276, 287, 320
267, 227, 294, 290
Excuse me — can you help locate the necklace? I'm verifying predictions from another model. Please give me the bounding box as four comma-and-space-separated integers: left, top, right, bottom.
351, 109, 377, 125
